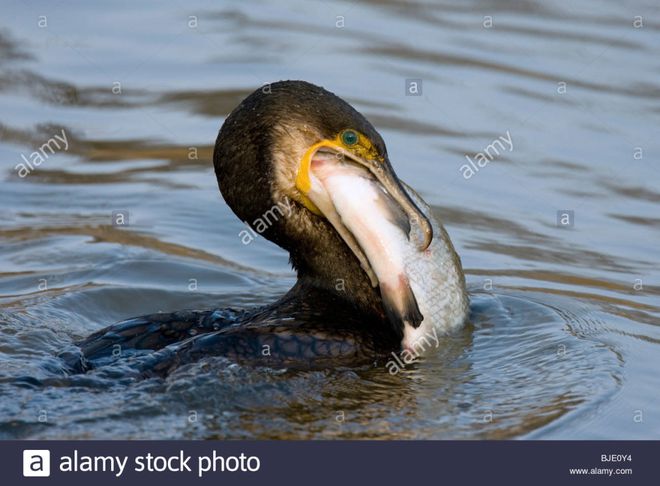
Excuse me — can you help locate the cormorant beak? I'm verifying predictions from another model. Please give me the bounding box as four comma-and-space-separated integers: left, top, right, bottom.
295, 139, 433, 293
296, 140, 433, 250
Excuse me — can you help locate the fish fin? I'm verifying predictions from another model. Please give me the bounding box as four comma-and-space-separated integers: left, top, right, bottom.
380, 276, 424, 332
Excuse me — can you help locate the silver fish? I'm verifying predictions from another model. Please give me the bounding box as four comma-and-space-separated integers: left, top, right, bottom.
307, 153, 469, 353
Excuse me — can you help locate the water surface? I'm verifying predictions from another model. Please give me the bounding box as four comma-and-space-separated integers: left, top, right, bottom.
1, 0, 659, 439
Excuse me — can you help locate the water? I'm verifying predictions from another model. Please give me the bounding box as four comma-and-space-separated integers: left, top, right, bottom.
1, 0, 659, 439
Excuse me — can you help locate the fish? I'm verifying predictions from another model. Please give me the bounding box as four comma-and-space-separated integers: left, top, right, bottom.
306, 152, 469, 353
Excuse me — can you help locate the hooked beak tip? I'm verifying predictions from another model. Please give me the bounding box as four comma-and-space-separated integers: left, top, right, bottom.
373, 156, 434, 251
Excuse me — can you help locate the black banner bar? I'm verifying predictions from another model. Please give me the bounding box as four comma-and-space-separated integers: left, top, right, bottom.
6, 440, 653, 485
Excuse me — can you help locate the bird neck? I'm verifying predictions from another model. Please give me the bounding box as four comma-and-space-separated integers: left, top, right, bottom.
276, 209, 388, 323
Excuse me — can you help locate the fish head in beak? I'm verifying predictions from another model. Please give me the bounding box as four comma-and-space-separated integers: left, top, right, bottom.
296, 129, 433, 250
295, 128, 433, 333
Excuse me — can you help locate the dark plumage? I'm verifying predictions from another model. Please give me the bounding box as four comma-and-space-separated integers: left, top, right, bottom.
215, 81, 395, 330
70, 81, 407, 375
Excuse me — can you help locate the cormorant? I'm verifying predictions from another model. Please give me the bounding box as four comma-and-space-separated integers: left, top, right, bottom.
70, 81, 468, 375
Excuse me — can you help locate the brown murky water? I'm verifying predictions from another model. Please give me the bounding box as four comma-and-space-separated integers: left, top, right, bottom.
1, 0, 659, 439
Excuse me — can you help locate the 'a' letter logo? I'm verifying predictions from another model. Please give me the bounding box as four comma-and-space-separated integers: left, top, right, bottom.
23, 450, 51, 477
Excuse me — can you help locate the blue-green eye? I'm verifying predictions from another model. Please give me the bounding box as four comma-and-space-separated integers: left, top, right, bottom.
341, 129, 358, 146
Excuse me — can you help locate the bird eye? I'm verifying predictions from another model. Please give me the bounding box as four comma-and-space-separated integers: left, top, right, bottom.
341, 129, 359, 146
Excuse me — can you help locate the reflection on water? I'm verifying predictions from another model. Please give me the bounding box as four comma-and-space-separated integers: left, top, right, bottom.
1, 0, 659, 439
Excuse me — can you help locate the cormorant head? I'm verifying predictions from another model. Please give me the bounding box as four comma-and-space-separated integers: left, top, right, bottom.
214, 80, 432, 332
